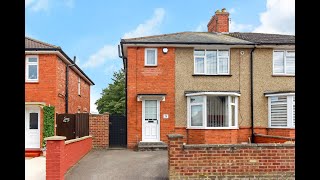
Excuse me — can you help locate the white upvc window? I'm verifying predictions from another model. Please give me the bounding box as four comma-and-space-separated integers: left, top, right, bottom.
273, 50, 295, 75
268, 95, 295, 128
145, 48, 157, 66
78, 77, 81, 96
26, 55, 39, 82
187, 95, 238, 129
194, 49, 230, 75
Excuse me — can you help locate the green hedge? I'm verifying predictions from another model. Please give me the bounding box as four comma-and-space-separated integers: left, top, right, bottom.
42, 106, 55, 148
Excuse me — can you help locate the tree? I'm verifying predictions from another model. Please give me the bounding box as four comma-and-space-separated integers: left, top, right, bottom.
95, 68, 125, 115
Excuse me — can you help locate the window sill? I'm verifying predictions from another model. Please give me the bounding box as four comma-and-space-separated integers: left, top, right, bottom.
192, 74, 232, 77
25, 81, 39, 84
272, 74, 295, 77
187, 127, 239, 130
144, 65, 158, 67
268, 127, 295, 129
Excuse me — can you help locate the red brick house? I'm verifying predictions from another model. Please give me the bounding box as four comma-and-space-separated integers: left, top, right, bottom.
25, 37, 94, 156
120, 8, 295, 149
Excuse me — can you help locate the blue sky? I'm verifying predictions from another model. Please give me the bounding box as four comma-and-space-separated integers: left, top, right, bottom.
25, 0, 295, 113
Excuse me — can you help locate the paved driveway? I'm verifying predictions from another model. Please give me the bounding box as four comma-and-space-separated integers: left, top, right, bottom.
25, 156, 46, 180
65, 149, 168, 180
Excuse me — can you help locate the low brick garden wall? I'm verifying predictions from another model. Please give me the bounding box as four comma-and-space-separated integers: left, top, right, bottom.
45, 136, 92, 180
168, 134, 295, 179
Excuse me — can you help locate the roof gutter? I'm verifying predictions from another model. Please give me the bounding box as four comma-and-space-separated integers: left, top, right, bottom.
25, 49, 95, 85
250, 46, 257, 143
121, 41, 254, 45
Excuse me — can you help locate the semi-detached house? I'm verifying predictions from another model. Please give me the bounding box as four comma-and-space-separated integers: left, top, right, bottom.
120, 8, 295, 149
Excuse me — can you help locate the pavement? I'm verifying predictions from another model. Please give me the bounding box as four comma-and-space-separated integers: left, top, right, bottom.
25, 156, 46, 180
65, 149, 168, 180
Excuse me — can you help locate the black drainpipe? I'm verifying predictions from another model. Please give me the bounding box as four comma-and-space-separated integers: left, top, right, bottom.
65, 56, 76, 113
250, 47, 256, 143
119, 43, 127, 117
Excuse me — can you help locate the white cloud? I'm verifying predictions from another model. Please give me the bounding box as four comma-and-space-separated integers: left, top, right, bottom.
82, 44, 118, 68
228, 8, 236, 14
194, 22, 207, 32
123, 8, 165, 39
83, 8, 166, 69
230, 21, 254, 32
253, 0, 295, 35
90, 87, 100, 114
25, 0, 74, 12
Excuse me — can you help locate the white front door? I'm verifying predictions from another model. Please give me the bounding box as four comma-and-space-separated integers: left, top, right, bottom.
142, 100, 160, 142
25, 106, 40, 149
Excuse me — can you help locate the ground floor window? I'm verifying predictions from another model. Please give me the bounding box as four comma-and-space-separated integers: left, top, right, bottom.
268, 95, 295, 128
187, 95, 238, 129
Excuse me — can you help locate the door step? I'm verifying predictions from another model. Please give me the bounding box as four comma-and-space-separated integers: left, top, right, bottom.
138, 142, 167, 151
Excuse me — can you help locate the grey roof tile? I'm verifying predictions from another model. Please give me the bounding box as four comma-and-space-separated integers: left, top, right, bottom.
227, 32, 295, 44
25, 36, 59, 49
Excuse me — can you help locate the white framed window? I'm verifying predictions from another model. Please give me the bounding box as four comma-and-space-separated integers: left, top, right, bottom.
268, 95, 295, 128
187, 95, 238, 129
273, 50, 295, 75
78, 77, 81, 96
145, 48, 157, 66
26, 55, 39, 82
194, 49, 230, 75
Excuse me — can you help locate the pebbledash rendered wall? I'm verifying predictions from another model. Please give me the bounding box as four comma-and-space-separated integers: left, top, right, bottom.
174, 48, 295, 144
167, 134, 295, 179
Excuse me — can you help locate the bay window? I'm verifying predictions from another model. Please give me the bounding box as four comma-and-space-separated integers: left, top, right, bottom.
187, 94, 238, 129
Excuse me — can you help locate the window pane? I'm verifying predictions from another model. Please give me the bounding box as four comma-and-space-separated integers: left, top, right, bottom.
286, 57, 295, 74
270, 96, 287, 127
146, 50, 156, 65
194, 50, 205, 56
145, 100, 157, 120
190, 96, 203, 103
292, 96, 295, 126
274, 51, 284, 73
231, 96, 235, 103
218, 57, 228, 74
191, 105, 203, 126
28, 57, 37, 62
28, 65, 38, 79
206, 50, 217, 74
30, 113, 38, 129
218, 50, 228, 56
231, 105, 235, 126
195, 57, 204, 73
207, 96, 228, 127
286, 51, 295, 57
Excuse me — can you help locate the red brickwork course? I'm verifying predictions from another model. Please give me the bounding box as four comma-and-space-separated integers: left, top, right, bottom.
167, 134, 295, 179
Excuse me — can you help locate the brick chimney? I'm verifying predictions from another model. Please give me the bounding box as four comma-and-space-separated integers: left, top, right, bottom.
207, 8, 229, 33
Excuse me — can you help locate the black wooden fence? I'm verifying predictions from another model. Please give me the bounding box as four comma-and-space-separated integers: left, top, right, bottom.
56, 113, 89, 140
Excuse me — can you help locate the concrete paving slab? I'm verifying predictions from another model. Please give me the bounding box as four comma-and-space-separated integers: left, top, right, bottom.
65, 149, 168, 180
25, 156, 46, 180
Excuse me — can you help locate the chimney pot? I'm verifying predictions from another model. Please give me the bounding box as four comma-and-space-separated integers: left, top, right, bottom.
221, 8, 226, 12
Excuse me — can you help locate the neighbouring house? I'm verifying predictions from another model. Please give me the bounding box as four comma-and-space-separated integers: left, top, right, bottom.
120, 8, 295, 149
25, 37, 95, 156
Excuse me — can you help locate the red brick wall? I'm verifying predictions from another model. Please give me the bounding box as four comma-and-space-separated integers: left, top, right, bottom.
25, 54, 57, 106
89, 113, 109, 148
168, 134, 295, 179
267, 128, 295, 138
56, 57, 90, 114
254, 134, 295, 143
207, 12, 229, 32
46, 136, 92, 180
127, 47, 176, 149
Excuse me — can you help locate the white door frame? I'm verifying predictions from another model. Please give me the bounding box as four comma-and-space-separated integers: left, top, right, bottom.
25, 106, 41, 149
142, 100, 160, 142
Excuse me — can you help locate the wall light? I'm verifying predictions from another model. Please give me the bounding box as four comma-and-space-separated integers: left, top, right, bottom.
162, 47, 168, 54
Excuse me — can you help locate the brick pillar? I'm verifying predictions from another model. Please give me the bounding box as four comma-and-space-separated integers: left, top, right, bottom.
167, 134, 184, 179
45, 136, 66, 180
89, 112, 109, 148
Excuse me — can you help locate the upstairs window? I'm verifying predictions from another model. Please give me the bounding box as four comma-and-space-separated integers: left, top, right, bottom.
145, 48, 157, 66
273, 50, 295, 75
194, 49, 230, 75
78, 77, 81, 96
26, 55, 39, 82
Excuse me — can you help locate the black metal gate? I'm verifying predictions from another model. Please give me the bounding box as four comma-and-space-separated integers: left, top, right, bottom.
109, 115, 127, 148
